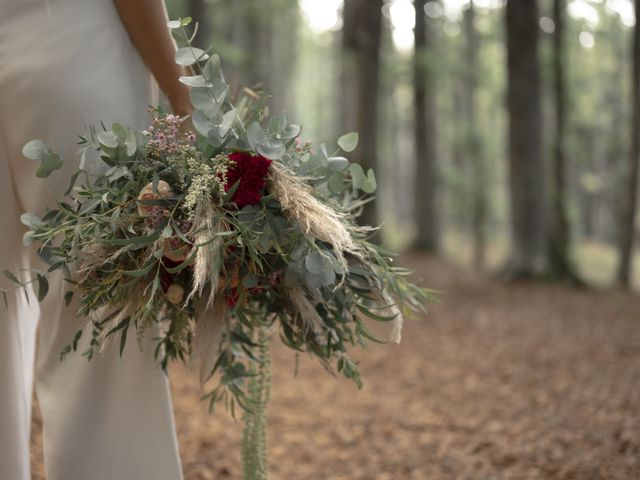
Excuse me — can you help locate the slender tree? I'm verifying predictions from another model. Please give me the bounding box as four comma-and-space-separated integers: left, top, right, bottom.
413, 0, 439, 251
548, 0, 581, 282
616, 0, 640, 287
505, 0, 548, 277
463, 1, 486, 269
342, 0, 384, 228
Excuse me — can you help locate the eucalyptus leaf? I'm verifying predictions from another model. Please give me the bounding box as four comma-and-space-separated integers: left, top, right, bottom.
281, 124, 301, 140
210, 78, 230, 103
338, 132, 359, 152
97, 131, 118, 149
328, 157, 349, 172
179, 75, 210, 88
363, 169, 377, 193
247, 122, 268, 151
328, 172, 346, 194
349, 163, 367, 190
125, 130, 137, 156
257, 142, 286, 160
192, 110, 215, 136
22, 139, 48, 161
190, 87, 215, 110
175, 47, 209, 66
305, 251, 325, 275
112, 123, 127, 143
202, 54, 224, 81
269, 112, 288, 134
36, 154, 63, 178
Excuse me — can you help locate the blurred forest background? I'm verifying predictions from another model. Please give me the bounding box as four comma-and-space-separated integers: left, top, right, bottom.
27, 1, 640, 477
164, 0, 640, 289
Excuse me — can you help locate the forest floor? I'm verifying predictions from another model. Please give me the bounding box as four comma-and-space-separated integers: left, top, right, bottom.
30, 255, 640, 479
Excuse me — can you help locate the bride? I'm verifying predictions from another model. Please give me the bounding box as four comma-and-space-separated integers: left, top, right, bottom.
0, 1, 190, 478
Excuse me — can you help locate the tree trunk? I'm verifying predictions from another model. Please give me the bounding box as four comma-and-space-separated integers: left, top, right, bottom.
548, 0, 580, 282
413, 0, 440, 251
616, 0, 640, 288
463, 1, 486, 269
342, 0, 383, 229
505, 0, 548, 277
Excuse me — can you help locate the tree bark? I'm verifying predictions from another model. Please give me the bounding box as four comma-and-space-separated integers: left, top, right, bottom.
342, 0, 383, 229
463, 1, 486, 269
616, 0, 640, 287
505, 0, 548, 277
548, 0, 581, 282
413, 0, 440, 251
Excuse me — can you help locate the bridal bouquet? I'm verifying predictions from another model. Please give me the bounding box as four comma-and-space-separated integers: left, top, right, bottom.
12, 18, 430, 479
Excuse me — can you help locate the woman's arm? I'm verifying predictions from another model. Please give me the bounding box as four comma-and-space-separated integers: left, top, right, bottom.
113, 0, 192, 117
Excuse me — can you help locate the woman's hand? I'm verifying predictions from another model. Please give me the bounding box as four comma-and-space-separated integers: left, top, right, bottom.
113, 0, 193, 117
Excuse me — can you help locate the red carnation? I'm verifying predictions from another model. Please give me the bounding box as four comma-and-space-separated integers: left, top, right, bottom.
224, 152, 272, 208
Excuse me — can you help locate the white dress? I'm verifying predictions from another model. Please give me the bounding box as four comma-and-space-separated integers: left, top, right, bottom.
0, 1, 184, 478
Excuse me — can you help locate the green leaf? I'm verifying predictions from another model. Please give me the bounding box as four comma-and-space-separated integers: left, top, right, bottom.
179, 75, 210, 88
222, 178, 241, 203
36, 274, 49, 302
22, 139, 48, 161
356, 321, 385, 344
210, 78, 230, 103
338, 132, 359, 152
328, 157, 349, 171
3, 270, 21, 284
305, 251, 325, 275
97, 131, 118, 149
175, 47, 209, 66
112, 123, 127, 143
247, 122, 286, 159
64, 291, 74, 306
20, 213, 42, 229
281, 124, 301, 141
202, 54, 224, 81
190, 87, 213, 109
349, 163, 367, 190
192, 110, 216, 136
22, 231, 34, 246
299, 153, 323, 174
319, 143, 330, 161
257, 142, 286, 160
36, 153, 63, 178
247, 122, 268, 151
125, 130, 137, 156
363, 169, 377, 193
320, 267, 336, 286
328, 172, 346, 194
122, 259, 157, 277
269, 112, 288, 134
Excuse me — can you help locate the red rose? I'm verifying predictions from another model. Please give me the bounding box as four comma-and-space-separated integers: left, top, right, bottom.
224, 152, 272, 207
